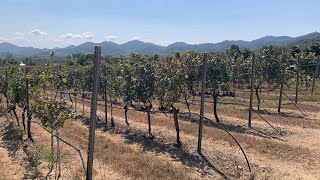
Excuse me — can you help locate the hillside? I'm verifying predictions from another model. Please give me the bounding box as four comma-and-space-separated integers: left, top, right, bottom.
0, 32, 319, 57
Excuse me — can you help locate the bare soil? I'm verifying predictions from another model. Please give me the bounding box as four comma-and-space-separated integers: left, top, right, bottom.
0, 90, 319, 179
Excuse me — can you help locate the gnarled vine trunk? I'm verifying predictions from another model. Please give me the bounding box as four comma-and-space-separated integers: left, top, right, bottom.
184, 96, 191, 117
110, 98, 114, 128
8, 104, 19, 126
74, 93, 77, 113
171, 105, 181, 146
124, 103, 129, 126
68, 93, 73, 108
146, 103, 152, 136
22, 105, 27, 131
255, 86, 261, 111
159, 98, 165, 110
213, 92, 219, 123
26, 111, 32, 141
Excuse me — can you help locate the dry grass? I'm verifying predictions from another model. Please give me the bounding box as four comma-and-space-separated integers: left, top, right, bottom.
68, 97, 320, 180
2, 90, 320, 179
61, 120, 195, 180
98, 103, 319, 166
216, 106, 320, 129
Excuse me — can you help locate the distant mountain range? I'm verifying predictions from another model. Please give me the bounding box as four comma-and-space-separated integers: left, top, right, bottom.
0, 32, 319, 57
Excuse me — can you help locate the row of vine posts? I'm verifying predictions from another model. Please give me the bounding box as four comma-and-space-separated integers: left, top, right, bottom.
0, 45, 319, 179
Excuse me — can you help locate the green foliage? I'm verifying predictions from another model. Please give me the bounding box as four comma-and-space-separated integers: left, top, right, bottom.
3, 66, 27, 106
1, 43, 319, 133
136, 58, 155, 103
207, 52, 230, 93
72, 53, 94, 66
154, 56, 186, 108
256, 46, 285, 89
120, 61, 135, 103
307, 43, 320, 56
23, 57, 35, 66
31, 96, 69, 129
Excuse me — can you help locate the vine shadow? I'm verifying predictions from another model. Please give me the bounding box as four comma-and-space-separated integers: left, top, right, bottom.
120, 125, 229, 179
0, 113, 43, 179
179, 112, 284, 140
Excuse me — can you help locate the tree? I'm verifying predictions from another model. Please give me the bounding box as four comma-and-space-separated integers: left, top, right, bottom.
226, 45, 241, 94
5, 66, 26, 126
156, 56, 185, 146
120, 60, 134, 126
23, 57, 35, 66
30, 63, 70, 178
308, 43, 320, 56
180, 51, 202, 110
106, 63, 122, 128
206, 52, 230, 122
132, 55, 155, 136
32, 96, 69, 178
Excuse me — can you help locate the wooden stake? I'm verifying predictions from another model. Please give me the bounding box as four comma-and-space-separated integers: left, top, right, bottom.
311, 57, 319, 95
197, 53, 207, 154
86, 46, 101, 180
104, 65, 108, 129
26, 67, 33, 141
295, 56, 300, 103
278, 66, 285, 113
248, 53, 255, 128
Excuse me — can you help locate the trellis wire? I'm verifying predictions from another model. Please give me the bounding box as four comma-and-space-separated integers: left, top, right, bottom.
251, 109, 281, 134
32, 120, 87, 176
190, 112, 252, 173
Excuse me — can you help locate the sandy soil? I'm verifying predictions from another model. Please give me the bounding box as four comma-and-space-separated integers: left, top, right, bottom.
1, 91, 319, 179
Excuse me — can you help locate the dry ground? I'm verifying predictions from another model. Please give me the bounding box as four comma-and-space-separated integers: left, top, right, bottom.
0, 89, 319, 179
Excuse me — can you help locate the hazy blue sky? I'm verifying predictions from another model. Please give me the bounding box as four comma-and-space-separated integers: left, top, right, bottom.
0, 0, 319, 48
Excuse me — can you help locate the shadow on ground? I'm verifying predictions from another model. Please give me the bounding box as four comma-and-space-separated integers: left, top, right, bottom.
0, 109, 43, 179
80, 116, 231, 179
179, 112, 285, 140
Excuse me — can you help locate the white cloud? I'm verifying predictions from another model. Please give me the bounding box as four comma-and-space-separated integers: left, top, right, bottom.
105, 35, 118, 41
15, 32, 25, 36
53, 39, 63, 43
60, 32, 94, 39
130, 36, 142, 41
82, 32, 94, 39
158, 40, 172, 46
0, 37, 8, 42
61, 33, 82, 39
13, 36, 30, 42
31, 29, 47, 36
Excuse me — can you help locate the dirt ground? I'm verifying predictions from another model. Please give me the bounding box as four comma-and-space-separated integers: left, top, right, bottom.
0, 90, 319, 179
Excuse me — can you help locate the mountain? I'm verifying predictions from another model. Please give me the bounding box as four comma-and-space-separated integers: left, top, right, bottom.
121, 40, 165, 54
0, 42, 42, 56
0, 32, 320, 57
287, 32, 320, 47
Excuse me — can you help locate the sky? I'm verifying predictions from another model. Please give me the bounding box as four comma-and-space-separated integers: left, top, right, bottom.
0, 0, 319, 48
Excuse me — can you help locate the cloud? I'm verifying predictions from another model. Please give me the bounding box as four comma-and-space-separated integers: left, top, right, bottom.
13, 36, 30, 42
105, 35, 118, 41
31, 29, 47, 36
15, 32, 25, 36
60, 32, 94, 39
130, 36, 142, 41
82, 32, 94, 39
53, 39, 63, 43
61, 33, 82, 39
0, 37, 8, 42
158, 40, 172, 46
